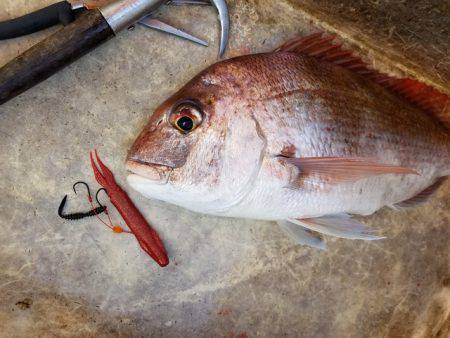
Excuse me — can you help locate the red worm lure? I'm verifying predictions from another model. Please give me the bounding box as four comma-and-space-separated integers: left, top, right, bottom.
90, 150, 169, 267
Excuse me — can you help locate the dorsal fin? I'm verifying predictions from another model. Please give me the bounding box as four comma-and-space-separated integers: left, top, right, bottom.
275, 32, 450, 130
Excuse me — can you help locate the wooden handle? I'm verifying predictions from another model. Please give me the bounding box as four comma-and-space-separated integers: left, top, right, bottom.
0, 9, 114, 106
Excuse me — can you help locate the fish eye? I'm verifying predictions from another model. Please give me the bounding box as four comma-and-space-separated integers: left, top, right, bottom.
169, 101, 203, 133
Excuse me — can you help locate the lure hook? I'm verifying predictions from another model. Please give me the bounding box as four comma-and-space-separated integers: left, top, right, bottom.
95, 188, 108, 208
73, 181, 92, 201
58, 195, 107, 221
93, 187, 131, 235
58, 181, 107, 220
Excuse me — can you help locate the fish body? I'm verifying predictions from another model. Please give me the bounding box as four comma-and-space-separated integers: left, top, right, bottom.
126, 36, 449, 244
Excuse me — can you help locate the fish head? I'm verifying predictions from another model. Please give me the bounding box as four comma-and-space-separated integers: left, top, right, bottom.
126, 62, 267, 214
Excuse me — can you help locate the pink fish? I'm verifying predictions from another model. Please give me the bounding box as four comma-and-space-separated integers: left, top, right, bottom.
126, 33, 449, 249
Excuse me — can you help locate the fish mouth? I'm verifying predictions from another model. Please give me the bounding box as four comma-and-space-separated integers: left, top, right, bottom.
126, 160, 173, 184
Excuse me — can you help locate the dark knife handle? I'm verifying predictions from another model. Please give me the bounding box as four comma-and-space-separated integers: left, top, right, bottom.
0, 9, 114, 106
0, 1, 77, 40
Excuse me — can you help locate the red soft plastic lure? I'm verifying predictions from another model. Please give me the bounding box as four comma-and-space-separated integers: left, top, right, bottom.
90, 150, 169, 267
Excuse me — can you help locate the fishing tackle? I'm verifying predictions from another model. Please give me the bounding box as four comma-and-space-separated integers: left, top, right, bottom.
58, 196, 107, 220
58, 181, 107, 220
93, 188, 132, 234
90, 150, 169, 267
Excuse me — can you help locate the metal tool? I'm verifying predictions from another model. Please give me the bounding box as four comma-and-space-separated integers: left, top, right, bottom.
0, 0, 229, 106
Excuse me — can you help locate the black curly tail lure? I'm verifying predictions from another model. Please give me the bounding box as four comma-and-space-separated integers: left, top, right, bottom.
58, 195, 107, 220
58, 181, 107, 221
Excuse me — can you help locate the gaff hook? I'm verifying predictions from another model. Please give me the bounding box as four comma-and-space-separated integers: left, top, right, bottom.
210, 0, 230, 57
139, 0, 230, 57
170, 0, 230, 56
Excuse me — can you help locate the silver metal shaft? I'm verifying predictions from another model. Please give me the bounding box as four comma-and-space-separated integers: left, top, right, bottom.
100, 0, 166, 33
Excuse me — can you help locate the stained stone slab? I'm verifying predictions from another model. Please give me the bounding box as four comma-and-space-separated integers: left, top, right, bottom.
0, 1, 448, 337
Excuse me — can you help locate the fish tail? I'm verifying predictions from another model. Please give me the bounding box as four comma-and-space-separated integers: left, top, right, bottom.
275, 32, 450, 130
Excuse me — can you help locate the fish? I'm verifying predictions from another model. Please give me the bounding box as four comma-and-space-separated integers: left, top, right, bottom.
126, 33, 450, 248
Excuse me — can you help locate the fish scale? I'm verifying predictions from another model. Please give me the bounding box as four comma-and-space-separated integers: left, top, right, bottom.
126, 33, 449, 247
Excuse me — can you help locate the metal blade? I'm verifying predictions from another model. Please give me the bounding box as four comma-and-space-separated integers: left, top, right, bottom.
168, 0, 211, 5
138, 17, 208, 47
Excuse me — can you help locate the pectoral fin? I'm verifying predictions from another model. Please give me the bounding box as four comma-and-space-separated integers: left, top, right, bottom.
277, 220, 326, 250
288, 214, 385, 240
281, 156, 418, 184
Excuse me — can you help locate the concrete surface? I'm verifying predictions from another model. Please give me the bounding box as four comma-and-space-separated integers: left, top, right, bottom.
0, 1, 449, 337
287, 0, 450, 96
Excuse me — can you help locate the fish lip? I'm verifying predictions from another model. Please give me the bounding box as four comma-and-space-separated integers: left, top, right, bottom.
126, 159, 173, 184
